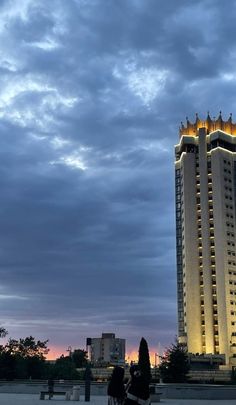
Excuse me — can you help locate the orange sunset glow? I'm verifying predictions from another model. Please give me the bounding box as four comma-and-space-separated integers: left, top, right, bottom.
125, 349, 162, 367
46, 346, 68, 360
47, 345, 162, 367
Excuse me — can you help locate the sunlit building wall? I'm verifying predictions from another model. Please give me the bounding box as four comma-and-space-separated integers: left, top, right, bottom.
87, 333, 125, 366
175, 113, 236, 367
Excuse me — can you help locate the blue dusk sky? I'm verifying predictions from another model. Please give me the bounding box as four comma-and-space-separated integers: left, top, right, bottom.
0, 0, 236, 358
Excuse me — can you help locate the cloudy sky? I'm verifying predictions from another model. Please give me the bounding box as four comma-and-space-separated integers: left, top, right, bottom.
0, 0, 236, 359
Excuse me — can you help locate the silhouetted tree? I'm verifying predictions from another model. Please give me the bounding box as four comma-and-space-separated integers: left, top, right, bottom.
138, 337, 151, 383
5, 336, 49, 359
0, 327, 8, 355
0, 352, 16, 380
159, 339, 189, 383
51, 356, 80, 379
72, 349, 88, 368
0, 336, 49, 379
0, 327, 8, 338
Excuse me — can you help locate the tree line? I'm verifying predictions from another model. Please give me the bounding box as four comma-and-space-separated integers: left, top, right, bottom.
0, 327, 87, 380
0, 327, 189, 382
139, 336, 189, 383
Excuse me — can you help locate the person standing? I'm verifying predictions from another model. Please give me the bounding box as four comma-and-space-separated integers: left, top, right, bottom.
125, 365, 150, 405
107, 366, 126, 405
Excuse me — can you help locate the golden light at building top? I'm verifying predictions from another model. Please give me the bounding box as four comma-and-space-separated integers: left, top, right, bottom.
179, 112, 236, 137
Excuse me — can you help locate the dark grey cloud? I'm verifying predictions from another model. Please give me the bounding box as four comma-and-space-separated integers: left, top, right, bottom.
0, 0, 235, 357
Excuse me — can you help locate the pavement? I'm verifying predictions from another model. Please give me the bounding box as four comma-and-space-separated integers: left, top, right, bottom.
0, 395, 236, 405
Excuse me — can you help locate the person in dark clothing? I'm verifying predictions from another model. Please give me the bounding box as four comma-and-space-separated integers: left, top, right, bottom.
47, 378, 54, 400
125, 365, 150, 405
107, 366, 126, 405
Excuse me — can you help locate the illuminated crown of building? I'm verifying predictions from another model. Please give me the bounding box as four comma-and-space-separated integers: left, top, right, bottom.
179, 112, 236, 137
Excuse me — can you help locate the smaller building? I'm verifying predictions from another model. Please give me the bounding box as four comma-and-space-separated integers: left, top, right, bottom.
87, 333, 125, 366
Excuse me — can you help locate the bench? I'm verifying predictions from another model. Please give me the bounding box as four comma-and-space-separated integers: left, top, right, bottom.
40, 391, 66, 400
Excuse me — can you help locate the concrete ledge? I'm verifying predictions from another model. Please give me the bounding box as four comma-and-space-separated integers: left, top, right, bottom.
157, 384, 236, 399
150, 393, 162, 402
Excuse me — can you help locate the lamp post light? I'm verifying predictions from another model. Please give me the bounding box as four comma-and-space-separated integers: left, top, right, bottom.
67, 346, 72, 358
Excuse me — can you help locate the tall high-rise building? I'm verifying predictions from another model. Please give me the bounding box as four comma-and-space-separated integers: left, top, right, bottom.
175, 112, 236, 367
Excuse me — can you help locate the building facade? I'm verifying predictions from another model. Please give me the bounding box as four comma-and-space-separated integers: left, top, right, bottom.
87, 333, 125, 366
175, 113, 236, 367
